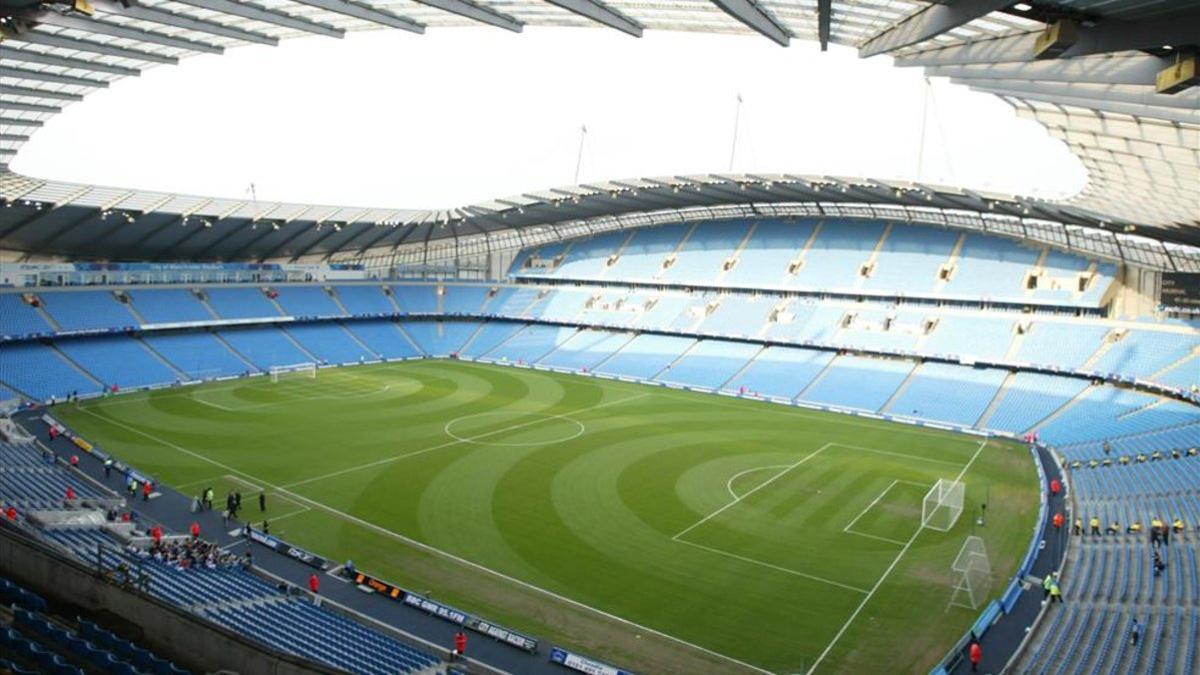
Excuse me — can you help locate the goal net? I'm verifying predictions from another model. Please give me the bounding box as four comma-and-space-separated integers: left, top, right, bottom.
922, 478, 964, 532
269, 363, 317, 383
949, 535, 992, 610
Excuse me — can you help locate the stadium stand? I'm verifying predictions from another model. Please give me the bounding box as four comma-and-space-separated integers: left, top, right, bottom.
274, 287, 345, 318
127, 289, 214, 325
283, 323, 376, 364
143, 332, 254, 378
0, 342, 103, 401
799, 354, 914, 411
333, 285, 397, 316
343, 320, 422, 360
38, 291, 138, 333
217, 327, 313, 370
0, 294, 55, 338
204, 288, 283, 321
55, 336, 180, 390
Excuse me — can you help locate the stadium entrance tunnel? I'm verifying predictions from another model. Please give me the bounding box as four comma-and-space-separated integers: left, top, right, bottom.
444, 411, 587, 447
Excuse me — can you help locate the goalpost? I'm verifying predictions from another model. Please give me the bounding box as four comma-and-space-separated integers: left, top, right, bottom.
949, 535, 992, 610
269, 363, 317, 383
922, 478, 965, 532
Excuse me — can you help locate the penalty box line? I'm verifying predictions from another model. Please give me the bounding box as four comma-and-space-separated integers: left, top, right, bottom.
670, 443, 871, 595
842, 479, 929, 547
804, 439, 990, 675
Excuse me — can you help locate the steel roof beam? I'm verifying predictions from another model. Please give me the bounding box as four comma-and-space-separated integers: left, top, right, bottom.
860, 0, 1012, 58
817, 0, 831, 51
288, 0, 423, 34
955, 78, 1200, 111
408, 0, 521, 32
0, 116, 44, 127
32, 11, 223, 54
924, 55, 1171, 85
13, 31, 179, 65
710, 0, 789, 47
91, 0, 279, 46
0, 100, 61, 114
170, 0, 344, 39
982, 87, 1200, 125
0, 66, 109, 88
543, 0, 641, 37
0, 46, 141, 76
0, 83, 83, 101
0, 133, 30, 141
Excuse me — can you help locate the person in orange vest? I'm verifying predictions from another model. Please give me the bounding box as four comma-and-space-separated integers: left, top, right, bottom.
142, 481, 152, 502
189, 522, 200, 539
1052, 512, 1064, 529
969, 640, 982, 672
308, 574, 320, 595
453, 630, 467, 661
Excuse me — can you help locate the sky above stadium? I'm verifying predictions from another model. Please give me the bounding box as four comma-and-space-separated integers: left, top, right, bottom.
15, 27, 1088, 209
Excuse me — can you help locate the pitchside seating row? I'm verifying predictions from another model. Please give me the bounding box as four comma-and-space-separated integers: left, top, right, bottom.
511, 219, 1118, 306
3, 283, 1194, 392
0, 318, 1195, 454
1020, 457, 1200, 674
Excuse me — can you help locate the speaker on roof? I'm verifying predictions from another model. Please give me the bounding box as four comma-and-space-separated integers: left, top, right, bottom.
1157, 55, 1198, 95
1033, 20, 1077, 60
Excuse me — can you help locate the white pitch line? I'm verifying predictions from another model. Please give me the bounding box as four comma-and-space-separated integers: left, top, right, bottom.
725, 465, 789, 500
842, 529, 908, 546
675, 538, 869, 594
672, 443, 832, 542
829, 443, 963, 468
804, 439, 990, 675
281, 392, 651, 489
71, 405, 772, 675
842, 480, 900, 535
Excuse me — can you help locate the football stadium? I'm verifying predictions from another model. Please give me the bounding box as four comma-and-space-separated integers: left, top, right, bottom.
0, 2, 1198, 675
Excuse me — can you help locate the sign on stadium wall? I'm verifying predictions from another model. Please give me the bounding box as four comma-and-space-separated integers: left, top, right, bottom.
1161, 273, 1200, 310
350, 570, 539, 653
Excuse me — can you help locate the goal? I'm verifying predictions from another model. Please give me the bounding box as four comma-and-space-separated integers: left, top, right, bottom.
269, 363, 317, 383
922, 478, 965, 532
949, 535, 992, 610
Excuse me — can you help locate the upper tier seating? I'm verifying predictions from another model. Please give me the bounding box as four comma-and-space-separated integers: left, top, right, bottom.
274, 286, 345, 318
1092, 331, 1200, 379
334, 285, 396, 316
205, 287, 282, 320
39, 291, 138, 332
0, 294, 54, 337
512, 220, 1116, 307
392, 285, 439, 313
128, 289, 213, 324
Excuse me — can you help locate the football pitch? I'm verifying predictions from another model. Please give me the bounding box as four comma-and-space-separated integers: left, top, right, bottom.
56, 359, 1039, 675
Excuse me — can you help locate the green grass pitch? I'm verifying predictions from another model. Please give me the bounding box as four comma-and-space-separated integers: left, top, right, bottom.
56, 360, 1039, 675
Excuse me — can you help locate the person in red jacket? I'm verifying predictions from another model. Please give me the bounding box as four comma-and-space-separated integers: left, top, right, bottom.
308, 574, 320, 595
142, 481, 152, 501
69, 454, 79, 467
969, 640, 982, 672
1052, 512, 1064, 529
65, 486, 76, 502
453, 630, 467, 660
1050, 478, 1062, 496
150, 525, 163, 545
189, 522, 200, 539
5, 506, 17, 521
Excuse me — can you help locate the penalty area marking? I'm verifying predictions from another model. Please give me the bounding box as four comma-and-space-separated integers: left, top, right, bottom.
841, 479, 929, 547
726, 465, 790, 500
191, 383, 394, 412
444, 411, 586, 447
804, 439, 990, 675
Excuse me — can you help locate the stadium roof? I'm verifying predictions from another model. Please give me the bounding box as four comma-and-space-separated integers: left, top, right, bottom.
0, 0, 1197, 253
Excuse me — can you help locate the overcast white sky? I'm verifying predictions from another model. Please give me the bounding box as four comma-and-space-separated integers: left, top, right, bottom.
14, 27, 1088, 209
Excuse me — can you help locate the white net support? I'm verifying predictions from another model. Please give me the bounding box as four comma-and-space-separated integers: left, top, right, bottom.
949, 535, 992, 610
269, 363, 317, 383
922, 478, 965, 532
